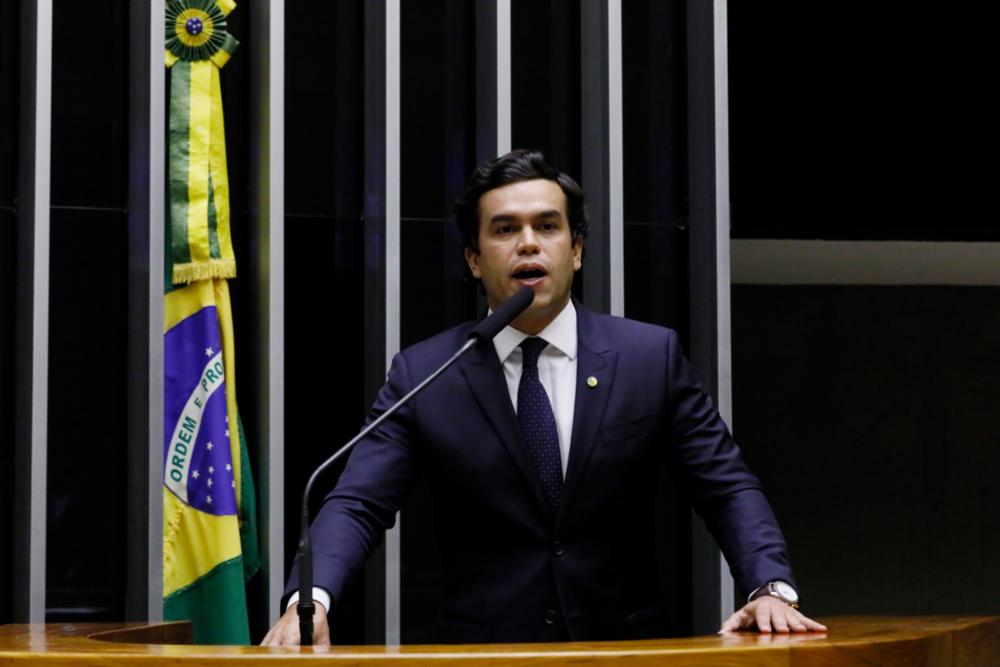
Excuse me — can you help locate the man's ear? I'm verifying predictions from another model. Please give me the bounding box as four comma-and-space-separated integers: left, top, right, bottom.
464, 247, 482, 279
572, 237, 583, 271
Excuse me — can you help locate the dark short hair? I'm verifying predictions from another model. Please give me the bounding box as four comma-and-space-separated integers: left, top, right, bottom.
454, 149, 589, 252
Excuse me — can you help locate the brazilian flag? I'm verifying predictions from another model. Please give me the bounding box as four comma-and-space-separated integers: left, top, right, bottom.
162, 0, 259, 645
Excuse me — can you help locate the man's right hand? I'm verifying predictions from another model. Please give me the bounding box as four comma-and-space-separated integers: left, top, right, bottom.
260, 601, 330, 647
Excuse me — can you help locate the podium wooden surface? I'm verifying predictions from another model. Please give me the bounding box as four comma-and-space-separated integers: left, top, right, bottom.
0, 615, 997, 666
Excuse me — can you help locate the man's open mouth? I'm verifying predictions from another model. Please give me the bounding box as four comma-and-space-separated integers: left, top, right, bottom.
513, 268, 547, 280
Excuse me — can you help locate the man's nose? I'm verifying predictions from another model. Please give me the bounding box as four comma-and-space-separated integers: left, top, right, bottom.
516, 227, 540, 253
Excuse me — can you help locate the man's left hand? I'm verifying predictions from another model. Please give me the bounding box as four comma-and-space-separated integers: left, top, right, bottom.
719, 596, 827, 634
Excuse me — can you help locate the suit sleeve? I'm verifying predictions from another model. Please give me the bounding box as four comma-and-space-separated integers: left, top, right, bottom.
283, 350, 423, 608
663, 330, 797, 598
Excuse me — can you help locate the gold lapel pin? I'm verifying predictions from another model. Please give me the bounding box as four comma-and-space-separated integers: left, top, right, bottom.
586, 376, 598, 388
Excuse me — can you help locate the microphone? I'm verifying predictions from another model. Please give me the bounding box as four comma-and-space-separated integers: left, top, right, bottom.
295, 287, 534, 645
469, 286, 535, 342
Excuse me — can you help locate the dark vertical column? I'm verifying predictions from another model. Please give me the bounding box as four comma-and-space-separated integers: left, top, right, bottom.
250, 0, 286, 624
475, 1, 498, 166
126, 0, 165, 622
397, 1, 478, 643
579, 0, 623, 314
474, 0, 508, 315
510, 1, 580, 191
282, 0, 367, 643
397, 1, 478, 644
362, 0, 392, 644
475, 0, 511, 165
13, 0, 51, 624
621, 0, 693, 636
0, 0, 21, 627
686, 0, 735, 634
473, 0, 498, 318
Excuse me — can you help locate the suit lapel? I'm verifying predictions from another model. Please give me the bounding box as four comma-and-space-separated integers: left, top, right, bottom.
460, 341, 554, 520
558, 306, 616, 529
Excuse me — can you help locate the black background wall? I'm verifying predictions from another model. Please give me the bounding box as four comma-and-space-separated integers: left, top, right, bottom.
728, 4, 995, 242
728, 3, 997, 619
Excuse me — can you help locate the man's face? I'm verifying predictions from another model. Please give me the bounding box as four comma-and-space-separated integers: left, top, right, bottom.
464, 178, 583, 334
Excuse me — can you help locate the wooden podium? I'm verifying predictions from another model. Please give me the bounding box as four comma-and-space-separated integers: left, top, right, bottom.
0, 616, 997, 665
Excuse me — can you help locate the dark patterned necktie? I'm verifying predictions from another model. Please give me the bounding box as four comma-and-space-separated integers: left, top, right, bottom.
517, 337, 563, 510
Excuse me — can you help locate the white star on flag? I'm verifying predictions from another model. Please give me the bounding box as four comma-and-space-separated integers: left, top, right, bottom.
208, 465, 215, 474
192, 470, 200, 479
207, 495, 212, 504
225, 463, 232, 472
206, 441, 214, 451
224, 429, 230, 437
207, 478, 214, 488
205, 347, 214, 357
231, 480, 236, 488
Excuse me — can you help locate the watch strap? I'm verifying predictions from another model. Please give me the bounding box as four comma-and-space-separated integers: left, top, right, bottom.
750, 581, 799, 608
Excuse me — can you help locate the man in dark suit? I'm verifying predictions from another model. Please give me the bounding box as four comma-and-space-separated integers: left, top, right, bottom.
263, 150, 825, 645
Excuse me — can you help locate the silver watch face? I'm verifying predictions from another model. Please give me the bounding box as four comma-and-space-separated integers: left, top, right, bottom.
775, 581, 799, 603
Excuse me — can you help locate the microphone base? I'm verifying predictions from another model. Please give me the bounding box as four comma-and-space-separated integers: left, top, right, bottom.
297, 601, 315, 646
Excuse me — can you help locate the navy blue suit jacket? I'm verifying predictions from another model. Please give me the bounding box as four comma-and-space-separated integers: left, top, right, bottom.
285, 305, 795, 642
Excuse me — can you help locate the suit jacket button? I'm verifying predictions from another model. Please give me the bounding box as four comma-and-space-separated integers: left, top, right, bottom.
544, 609, 559, 625
552, 541, 564, 556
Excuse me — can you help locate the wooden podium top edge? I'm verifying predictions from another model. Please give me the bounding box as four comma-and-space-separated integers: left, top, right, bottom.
0, 615, 996, 665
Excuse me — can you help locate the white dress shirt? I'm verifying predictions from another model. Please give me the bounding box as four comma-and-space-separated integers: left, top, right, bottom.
491, 299, 578, 477
288, 300, 579, 614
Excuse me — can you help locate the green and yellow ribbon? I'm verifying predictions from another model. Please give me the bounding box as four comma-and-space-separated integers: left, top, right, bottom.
166, 0, 239, 285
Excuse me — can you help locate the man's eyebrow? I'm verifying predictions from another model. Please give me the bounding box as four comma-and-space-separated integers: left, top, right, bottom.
487, 209, 563, 224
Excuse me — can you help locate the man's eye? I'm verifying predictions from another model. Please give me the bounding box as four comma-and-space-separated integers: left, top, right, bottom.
539, 221, 557, 231
496, 225, 513, 235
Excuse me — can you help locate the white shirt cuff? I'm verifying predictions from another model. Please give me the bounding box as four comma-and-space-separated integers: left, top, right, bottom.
285, 587, 331, 613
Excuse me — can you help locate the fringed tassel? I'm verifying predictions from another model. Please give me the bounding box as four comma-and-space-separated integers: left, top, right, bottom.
172, 259, 237, 285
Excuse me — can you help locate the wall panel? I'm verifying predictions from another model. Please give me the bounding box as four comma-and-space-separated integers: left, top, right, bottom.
0, 0, 20, 627
621, 0, 695, 636
510, 0, 581, 183
399, 0, 478, 643
282, 0, 367, 644
45, 0, 130, 621
733, 285, 1000, 616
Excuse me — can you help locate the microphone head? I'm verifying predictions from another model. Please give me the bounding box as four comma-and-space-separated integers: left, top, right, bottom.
469, 286, 535, 342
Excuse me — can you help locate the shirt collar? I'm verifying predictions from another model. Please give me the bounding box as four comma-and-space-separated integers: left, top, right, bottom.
492, 299, 578, 364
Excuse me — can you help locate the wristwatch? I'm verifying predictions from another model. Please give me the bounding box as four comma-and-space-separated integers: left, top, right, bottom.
751, 581, 800, 608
